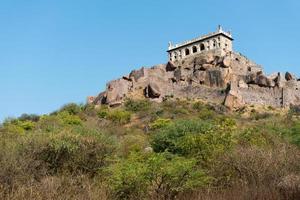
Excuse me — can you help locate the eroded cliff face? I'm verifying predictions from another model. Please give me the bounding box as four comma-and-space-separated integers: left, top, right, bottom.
89, 49, 300, 109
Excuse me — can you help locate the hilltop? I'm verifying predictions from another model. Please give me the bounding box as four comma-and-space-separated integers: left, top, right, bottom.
89, 49, 300, 110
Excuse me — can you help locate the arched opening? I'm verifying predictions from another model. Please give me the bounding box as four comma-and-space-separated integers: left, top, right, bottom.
185, 48, 190, 56
213, 40, 217, 48
200, 43, 205, 51
192, 46, 197, 53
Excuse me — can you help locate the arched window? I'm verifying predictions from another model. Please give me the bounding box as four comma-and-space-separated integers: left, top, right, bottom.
200, 43, 205, 51
213, 40, 217, 48
185, 48, 190, 56
192, 46, 197, 53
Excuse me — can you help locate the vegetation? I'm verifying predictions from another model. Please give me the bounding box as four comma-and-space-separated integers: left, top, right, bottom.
0, 100, 300, 200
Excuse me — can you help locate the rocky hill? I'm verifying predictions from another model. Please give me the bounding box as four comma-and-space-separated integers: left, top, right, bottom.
89, 49, 300, 109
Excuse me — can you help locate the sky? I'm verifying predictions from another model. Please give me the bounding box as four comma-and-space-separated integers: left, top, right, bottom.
1, 0, 300, 121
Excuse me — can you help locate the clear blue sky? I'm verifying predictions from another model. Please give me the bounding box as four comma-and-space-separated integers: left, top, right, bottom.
1, 0, 300, 121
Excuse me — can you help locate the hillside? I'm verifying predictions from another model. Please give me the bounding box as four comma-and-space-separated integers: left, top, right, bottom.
1, 99, 300, 200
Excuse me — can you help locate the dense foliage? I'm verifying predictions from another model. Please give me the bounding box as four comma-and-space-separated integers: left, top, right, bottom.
0, 100, 300, 200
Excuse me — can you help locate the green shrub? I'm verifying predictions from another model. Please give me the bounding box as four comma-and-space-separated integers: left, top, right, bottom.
149, 118, 172, 130
2, 122, 25, 135
146, 153, 210, 199
107, 110, 131, 124
18, 113, 40, 122
250, 111, 272, 120
97, 110, 109, 119
198, 107, 216, 120
59, 103, 82, 115
151, 120, 234, 163
237, 128, 269, 147
37, 115, 63, 132
192, 101, 205, 111
30, 128, 117, 175
282, 121, 300, 147
57, 111, 82, 125
19, 120, 35, 131
2, 118, 36, 134
107, 153, 149, 200
124, 99, 151, 112
120, 133, 148, 156
107, 152, 210, 200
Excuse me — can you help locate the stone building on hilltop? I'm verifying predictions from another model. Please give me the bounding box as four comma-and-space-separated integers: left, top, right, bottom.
90, 26, 300, 109
167, 26, 233, 62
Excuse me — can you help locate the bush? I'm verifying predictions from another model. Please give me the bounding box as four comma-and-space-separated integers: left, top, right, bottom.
237, 128, 269, 147
151, 119, 234, 163
250, 111, 272, 120
18, 113, 40, 122
59, 103, 82, 115
107, 153, 149, 200
97, 109, 109, 119
1, 118, 36, 134
120, 132, 148, 156
198, 107, 216, 120
107, 152, 209, 200
37, 115, 63, 132
29, 128, 117, 175
149, 118, 172, 130
57, 111, 82, 125
217, 144, 300, 189
289, 105, 300, 116
282, 121, 300, 147
107, 110, 131, 125
124, 99, 151, 112
19, 120, 35, 131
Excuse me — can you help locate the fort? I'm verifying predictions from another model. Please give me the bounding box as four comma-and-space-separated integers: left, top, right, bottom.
167, 26, 233, 61
89, 26, 300, 110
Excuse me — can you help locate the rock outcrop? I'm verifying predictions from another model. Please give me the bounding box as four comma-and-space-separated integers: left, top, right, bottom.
90, 49, 300, 109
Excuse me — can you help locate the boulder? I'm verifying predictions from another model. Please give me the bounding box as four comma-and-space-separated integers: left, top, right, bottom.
238, 80, 248, 88
194, 53, 214, 66
166, 61, 177, 71
193, 71, 206, 84
105, 79, 132, 106
285, 72, 295, 81
145, 82, 161, 98
202, 63, 214, 70
256, 74, 271, 87
224, 89, 245, 109
174, 68, 182, 81
129, 68, 145, 82
221, 56, 231, 68
207, 69, 224, 87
